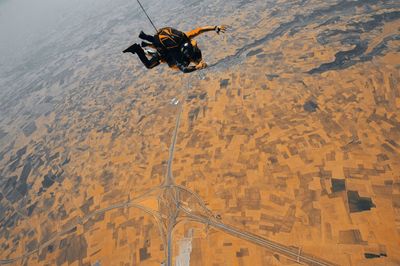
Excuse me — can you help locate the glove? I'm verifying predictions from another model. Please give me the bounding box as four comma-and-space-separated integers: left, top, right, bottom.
215, 25, 228, 34
196, 61, 208, 70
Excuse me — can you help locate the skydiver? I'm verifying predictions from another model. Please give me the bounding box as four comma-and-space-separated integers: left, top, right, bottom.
123, 25, 227, 73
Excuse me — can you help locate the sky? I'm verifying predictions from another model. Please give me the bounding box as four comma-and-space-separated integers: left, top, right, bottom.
0, 0, 108, 73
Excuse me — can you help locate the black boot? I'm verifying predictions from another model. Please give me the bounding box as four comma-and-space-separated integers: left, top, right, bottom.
139, 31, 156, 43
123, 43, 140, 54
139, 31, 147, 39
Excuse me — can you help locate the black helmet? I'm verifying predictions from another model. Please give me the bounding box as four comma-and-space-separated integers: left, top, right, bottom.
181, 42, 193, 57
181, 42, 202, 63
192, 45, 202, 63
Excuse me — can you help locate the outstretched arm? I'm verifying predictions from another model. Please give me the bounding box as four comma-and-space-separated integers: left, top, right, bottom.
176, 61, 208, 73
186, 25, 227, 39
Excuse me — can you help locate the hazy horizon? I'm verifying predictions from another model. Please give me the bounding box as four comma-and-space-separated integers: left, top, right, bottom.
0, 0, 117, 75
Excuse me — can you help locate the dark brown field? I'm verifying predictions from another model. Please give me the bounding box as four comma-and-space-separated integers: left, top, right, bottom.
0, 0, 399, 265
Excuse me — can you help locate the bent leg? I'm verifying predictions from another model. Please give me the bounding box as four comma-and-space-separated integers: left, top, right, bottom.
135, 46, 160, 69
141, 41, 156, 49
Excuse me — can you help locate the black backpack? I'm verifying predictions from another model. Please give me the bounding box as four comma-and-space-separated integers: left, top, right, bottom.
154, 27, 190, 51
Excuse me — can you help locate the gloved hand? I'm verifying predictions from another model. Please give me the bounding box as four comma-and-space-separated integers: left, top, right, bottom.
215, 25, 228, 34
195, 61, 208, 70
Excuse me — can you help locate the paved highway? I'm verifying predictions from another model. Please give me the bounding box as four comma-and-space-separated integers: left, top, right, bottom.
180, 206, 336, 266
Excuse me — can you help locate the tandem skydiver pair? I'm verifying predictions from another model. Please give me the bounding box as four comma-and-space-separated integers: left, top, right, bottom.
123, 25, 227, 73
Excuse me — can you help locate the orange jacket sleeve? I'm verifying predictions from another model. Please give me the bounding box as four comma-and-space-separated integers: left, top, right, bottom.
186, 26, 216, 39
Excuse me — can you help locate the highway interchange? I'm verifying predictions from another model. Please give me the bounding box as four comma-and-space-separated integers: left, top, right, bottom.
0, 83, 336, 266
